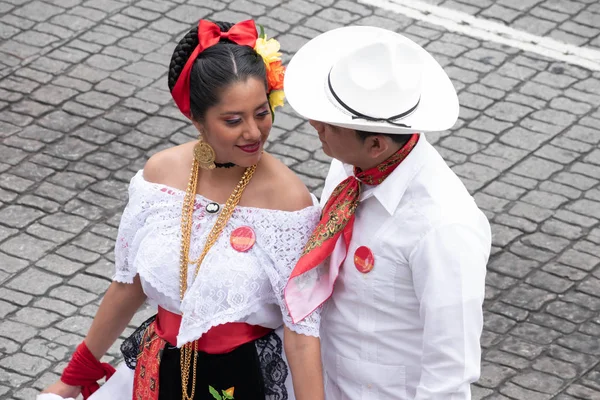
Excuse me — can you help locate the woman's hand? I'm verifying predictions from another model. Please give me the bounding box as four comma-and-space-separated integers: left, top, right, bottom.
41, 380, 81, 399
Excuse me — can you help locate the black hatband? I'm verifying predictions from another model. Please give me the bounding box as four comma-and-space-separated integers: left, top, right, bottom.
327, 72, 419, 128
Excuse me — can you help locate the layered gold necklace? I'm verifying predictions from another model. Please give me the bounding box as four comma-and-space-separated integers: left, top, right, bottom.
178, 144, 256, 400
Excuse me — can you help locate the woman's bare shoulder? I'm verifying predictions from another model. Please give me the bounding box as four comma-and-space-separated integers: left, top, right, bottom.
143, 142, 194, 187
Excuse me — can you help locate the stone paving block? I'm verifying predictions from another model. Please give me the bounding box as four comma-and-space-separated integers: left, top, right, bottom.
50, 13, 95, 31
484, 311, 518, 334
0, 173, 34, 193
513, 15, 557, 35
13, 30, 60, 48
542, 262, 587, 282
565, 384, 600, 399
11, 306, 61, 328
503, 283, 557, 311
44, 137, 99, 162
499, 126, 549, 151
540, 219, 583, 240
558, 249, 600, 272
49, 285, 96, 306
68, 274, 110, 294
535, 144, 580, 164
0, 110, 32, 128
75, 91, 120, 110
0, 121, 20, 137
13, 1, 64, 22
37, 110, 86, 133
526, 270, 574, 294
95, 78, 138, 97
40, 213, 89, 234
35, 182, 78, 203
149, 17, 190, 35
68, 6, 107, 23
0, 205, 45, 229
511, 156, 563, 180
527, 312, 575, 337
0, 21, 20, 40
567, 199, 600, 220
570, 161, 598, 180
105, 107, 147, 126
36, 254, 84, 277
85, 259, 114, 281
0, 319, 38, 343
165, 4, 211, 24
0, 76, 40, 94
547, 300, 595, 324
478, 362, 517, 389
577, 277, 600, 299
0, 299, 17, 319
22, 339, 68, 364
122, 5, 161, 21
557, 331, 600, 357
0, 252, 29, 274
510, 240, 555, 263
33, 297, 77, 317
55, 315, 94, 336
485, 350, 530, 372
514, 370, 566, 394
48, 47, 92, 64
14, 67, 53, 84
27, 223, 75, 244
80, 31, 118, 46
0, 353, 51, 377
10, 100, 53, 118
6, 266, 62, 297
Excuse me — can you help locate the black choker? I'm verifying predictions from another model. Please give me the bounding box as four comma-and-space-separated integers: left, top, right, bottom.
215, 162, 236, 168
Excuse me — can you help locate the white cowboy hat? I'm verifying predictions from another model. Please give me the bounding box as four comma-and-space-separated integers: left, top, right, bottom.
284, 26, 459, 134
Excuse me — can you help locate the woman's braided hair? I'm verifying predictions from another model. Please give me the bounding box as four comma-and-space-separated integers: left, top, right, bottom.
167, 21, 267, 120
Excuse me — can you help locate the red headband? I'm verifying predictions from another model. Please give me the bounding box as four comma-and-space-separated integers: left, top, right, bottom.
171, 19, 258, 119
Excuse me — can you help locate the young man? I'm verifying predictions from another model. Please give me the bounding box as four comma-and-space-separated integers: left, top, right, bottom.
283, 26, 492, 399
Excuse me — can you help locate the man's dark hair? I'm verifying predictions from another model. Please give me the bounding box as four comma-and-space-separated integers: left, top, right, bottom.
355, 130, 412, 145
167, 21, 267, 121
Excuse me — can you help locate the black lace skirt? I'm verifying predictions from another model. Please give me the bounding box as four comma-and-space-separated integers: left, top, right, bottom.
121, 316, 290, 400
159, 340, 265, 399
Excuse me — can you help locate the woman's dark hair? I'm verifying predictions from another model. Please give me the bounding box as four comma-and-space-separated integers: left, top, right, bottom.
168, 21, 267, 120
356, 130, 412, 145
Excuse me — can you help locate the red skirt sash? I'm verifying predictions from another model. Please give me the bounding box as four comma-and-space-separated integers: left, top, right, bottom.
132, 307, 272, 399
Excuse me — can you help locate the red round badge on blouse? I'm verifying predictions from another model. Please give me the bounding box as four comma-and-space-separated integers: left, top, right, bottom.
230, 226, 256, 252
354, 246, 374, 273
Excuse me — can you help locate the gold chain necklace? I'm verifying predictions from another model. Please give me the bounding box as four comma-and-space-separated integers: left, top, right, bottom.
178, 154, 256, 400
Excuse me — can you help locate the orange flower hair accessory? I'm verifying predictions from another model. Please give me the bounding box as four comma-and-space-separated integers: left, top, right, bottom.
254, 25, 286, 117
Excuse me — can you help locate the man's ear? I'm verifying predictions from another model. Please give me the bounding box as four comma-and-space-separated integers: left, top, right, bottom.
365, 135, 391, 159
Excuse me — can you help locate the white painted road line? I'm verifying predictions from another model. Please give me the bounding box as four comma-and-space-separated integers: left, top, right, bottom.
359, 0, 600, 71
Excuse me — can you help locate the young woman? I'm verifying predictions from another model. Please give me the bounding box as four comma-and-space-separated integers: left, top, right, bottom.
40, 19, 324, 400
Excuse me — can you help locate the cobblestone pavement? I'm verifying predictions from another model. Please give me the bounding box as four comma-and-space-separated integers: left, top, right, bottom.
1, 0, 599, 399
416, 0, 600, 51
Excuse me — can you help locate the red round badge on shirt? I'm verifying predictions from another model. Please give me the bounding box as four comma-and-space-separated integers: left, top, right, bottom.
354, 246, 374, 273
230, 226, 256, 252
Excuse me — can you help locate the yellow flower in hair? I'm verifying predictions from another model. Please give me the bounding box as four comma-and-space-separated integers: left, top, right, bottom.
254, 36, 282, 66
269, 90, 285, 111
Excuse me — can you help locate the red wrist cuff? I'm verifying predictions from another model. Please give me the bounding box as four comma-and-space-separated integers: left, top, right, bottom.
61, 341, 116, 399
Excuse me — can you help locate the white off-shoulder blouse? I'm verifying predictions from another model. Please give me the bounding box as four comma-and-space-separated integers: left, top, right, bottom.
113, 170, 322, 347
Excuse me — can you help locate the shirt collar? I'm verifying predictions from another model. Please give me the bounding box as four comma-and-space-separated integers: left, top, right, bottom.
341, 134, 429, 215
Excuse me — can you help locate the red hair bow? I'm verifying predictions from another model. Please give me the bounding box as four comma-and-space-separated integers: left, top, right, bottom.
171, 19, 258, 118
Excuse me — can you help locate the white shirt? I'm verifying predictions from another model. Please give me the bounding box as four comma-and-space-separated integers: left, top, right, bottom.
319, 135, 491, 400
